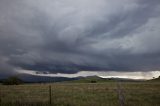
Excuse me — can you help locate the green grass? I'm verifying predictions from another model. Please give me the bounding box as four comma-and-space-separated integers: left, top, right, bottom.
0, 82, 160, 106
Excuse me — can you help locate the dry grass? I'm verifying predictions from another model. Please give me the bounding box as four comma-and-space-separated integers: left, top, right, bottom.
0, 82, 160, 106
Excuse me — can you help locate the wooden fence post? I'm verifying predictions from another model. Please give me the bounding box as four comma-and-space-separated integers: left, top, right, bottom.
117, 82, 125, 106
49, 85, 52, 105
0, 87, 1, 106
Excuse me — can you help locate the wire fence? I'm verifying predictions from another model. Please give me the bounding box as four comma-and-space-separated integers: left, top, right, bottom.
0, 83, 119, 106
0, 82, 160, 106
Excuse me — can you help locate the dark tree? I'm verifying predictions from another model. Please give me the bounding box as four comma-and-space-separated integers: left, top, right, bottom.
90, 80, 97, 83
2, 76, 23, 85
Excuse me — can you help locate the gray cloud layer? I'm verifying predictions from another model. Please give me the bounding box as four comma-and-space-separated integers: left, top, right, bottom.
0, 0, 160, 76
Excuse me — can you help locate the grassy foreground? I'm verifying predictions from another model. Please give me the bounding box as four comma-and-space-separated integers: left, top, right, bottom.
0, 82, 160, 106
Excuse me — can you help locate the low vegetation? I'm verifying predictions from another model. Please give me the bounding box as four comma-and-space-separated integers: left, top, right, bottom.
149, 76, 160, 82
0, 78, 160, 106
1, 76, 23, 85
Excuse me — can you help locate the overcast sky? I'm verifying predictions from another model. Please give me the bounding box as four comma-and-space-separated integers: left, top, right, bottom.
0, 0, 160, 78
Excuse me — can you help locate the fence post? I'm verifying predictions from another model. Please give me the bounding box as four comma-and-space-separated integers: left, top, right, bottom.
0, 87, 1, 106
49, 85, 52, 105
117, 82, 125, 106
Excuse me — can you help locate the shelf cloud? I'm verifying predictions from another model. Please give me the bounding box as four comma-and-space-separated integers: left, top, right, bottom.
0, 0, 160, 77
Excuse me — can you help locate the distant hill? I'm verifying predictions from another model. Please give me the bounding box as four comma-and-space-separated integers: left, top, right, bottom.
70, 76, 144, 83
67, 76, 109, 83
67, 76, 140, 83
18, 75, 115, 83
0, 74, 80, 83
149, 76, 160, 82
0, 74, 145, 84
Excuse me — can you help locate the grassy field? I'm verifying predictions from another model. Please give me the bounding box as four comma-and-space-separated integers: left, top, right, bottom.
0, 81, 160, 106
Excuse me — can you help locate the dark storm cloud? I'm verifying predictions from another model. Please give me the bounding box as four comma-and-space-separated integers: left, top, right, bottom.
0, 0, 160, 76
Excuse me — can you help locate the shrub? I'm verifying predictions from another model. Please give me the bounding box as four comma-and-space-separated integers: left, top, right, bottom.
2, 76, 23, 85
90, 80, 97, 83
